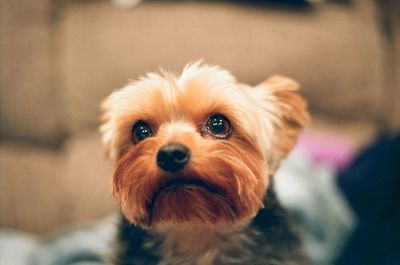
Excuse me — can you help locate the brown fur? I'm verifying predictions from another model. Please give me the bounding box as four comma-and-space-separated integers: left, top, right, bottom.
113, 130, 265, 227
101, 63, 310, 265
100, 62, 309, 247
256, 75, 310, 159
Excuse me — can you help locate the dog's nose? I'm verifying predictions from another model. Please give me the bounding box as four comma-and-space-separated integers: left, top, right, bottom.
156, 144, 191, 172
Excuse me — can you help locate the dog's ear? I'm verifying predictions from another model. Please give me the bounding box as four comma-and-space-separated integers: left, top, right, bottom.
254, 75, 310, 160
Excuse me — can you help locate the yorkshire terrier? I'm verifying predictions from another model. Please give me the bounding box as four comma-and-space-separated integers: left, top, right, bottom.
100, 62, 310, 265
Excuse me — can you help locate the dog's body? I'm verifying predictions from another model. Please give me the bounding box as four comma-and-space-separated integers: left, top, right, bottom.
113, 188, 308, 265
100, 62, 310, 265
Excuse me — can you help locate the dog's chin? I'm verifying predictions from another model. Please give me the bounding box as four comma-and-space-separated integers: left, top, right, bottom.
147, 179, 238, 226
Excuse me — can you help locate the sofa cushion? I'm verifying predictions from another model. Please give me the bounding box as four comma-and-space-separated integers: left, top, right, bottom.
60, 1, 384, 132
0, 131, 115, 234
0, 0, 67, 145
380, 0, 400, 130
0, 141, 65, 233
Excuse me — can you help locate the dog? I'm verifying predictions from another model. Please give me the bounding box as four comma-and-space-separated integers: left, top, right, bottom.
100, 61, 310, 265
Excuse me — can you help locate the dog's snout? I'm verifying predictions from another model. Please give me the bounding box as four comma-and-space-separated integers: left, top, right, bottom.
156, 144, 191, 172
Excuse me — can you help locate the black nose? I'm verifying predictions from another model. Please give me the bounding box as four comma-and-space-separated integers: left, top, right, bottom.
156, 144, 191, 172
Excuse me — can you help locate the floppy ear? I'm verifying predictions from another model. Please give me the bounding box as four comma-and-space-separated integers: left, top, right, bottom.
255, 75, 310, 160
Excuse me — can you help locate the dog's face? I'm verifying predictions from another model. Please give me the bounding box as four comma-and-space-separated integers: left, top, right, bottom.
100, 62, 309, 228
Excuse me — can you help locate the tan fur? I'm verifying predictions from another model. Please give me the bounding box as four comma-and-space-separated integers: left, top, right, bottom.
256, 75, 310, 159
100, 62, 309, 231
249, 75, 311, 171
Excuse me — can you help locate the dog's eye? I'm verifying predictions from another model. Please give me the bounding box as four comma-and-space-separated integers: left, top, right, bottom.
132, 121, 153, 143
203, 114, 232, 138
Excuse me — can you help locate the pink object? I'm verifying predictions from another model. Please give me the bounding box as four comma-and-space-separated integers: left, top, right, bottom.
296, 131, 357, 171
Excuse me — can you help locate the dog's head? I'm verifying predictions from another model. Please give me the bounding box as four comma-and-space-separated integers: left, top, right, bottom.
100, 62, 309, 228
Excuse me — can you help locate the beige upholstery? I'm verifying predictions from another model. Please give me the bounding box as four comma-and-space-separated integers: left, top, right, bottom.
0, 0, 66, 145
61, 1, 385, 133
385, 0, 400, 130
0, 132, 115, 233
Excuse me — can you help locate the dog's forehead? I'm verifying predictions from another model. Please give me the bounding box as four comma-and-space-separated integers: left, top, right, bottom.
117, 66, 254, 124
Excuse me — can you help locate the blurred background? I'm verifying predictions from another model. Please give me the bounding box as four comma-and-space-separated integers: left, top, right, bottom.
0, 0, 399, 264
